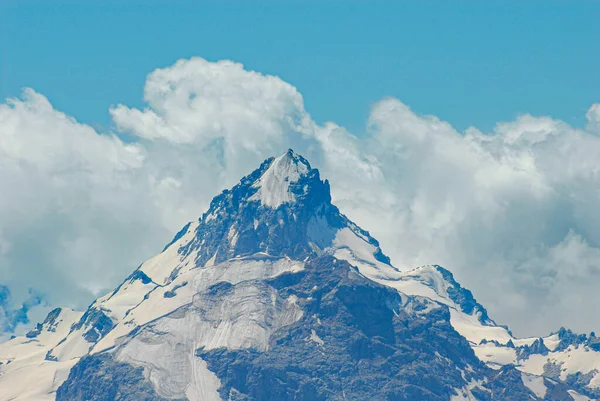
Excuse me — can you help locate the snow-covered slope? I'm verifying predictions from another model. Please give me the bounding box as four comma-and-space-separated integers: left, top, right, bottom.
0, 308, 82, 401
2, 149, 598, 401
248, 149, 310, 208
376, 265, 600, 399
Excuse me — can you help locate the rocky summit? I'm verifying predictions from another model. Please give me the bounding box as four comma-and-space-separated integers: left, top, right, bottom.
1, 150, 599, 400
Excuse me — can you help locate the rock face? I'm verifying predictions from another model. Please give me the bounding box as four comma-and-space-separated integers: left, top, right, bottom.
196, 256, 494, 401
2, 150, 599, 400
56, 353, 174, 401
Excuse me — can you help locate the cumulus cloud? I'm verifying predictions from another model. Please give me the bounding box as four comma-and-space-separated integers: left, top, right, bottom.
0, 60, 319, 320
1, 89, 159, 308
587, 103, 600, 134
2, 57, 600, 337
110, 58, 313, 155
346, 100, 600, 336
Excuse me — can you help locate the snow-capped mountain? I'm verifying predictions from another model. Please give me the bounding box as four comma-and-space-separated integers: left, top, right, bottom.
1, 149, 598, 400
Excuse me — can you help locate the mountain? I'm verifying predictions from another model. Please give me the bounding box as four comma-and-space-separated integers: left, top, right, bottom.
1, 149, 598, 400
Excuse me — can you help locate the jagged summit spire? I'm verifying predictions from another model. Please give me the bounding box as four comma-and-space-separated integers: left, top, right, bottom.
200, 149, 330, 224
249, 149, 313, 208
171, 149, 393, 272
187, 149, 337, 266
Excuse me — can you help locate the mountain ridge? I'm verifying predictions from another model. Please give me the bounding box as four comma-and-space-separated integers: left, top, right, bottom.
0, 150, 598, 401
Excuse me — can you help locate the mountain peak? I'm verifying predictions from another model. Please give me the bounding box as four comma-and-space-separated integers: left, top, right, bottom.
248, 149, 312, 208
163, 149, 392, 275
6, 150, 599, 401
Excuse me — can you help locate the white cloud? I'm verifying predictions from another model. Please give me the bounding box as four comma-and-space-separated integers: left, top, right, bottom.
587, 103, 600, 134
0, 89, 151, 308
110, 58, 312, 148
2, 57, 600, 337
337, 99, 600, 336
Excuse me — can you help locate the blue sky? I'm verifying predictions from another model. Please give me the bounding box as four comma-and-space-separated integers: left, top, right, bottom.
1, 1, 599, 134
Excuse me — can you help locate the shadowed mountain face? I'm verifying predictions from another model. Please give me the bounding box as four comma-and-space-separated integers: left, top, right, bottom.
1, 150, 595, 401
59, 256, 543, 401
196, 256, 486, 401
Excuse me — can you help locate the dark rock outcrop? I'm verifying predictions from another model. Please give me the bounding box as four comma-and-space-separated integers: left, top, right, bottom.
56, 353, 183, 401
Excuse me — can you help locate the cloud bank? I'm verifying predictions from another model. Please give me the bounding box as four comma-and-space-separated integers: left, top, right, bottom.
1, 57, 600, 337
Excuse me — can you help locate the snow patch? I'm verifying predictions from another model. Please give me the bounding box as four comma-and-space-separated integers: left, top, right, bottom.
92, 255, 304, 354
332, 227, 398, 280
249, 150, 309, 208
140, 220, 199, 285
473, 342, 517, 368
309, 329, 325, 346
568, 390, 592, 401
227, 226, 239, 248
450, 378, 487, 401
521, 372, 547, 398
449, 308, 512, 345
0, 308, 82, 401
519, 345, 600, 384
116, 279, 303, 399
94, 276, 157, 322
